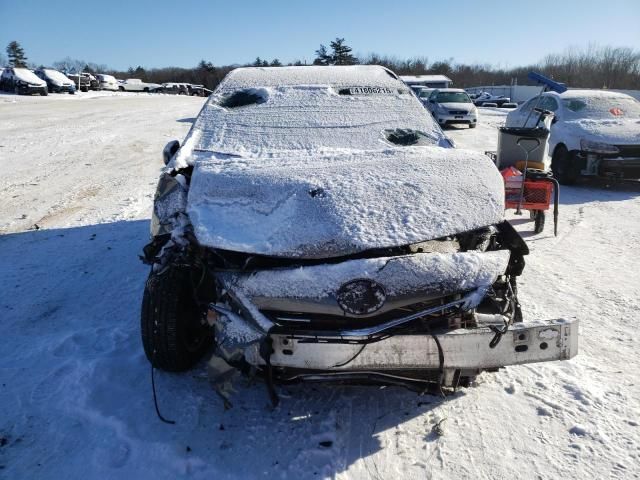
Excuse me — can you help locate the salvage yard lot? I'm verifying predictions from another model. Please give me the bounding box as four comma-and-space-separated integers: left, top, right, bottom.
1, 93, 639, 479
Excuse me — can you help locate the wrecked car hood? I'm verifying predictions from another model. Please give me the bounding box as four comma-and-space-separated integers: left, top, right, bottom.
561, 118, 640, 145
186, 147, 505, 258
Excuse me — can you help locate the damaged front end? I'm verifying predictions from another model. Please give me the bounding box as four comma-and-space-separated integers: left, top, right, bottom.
149, 221, 576, 398
142, 149, 577, 403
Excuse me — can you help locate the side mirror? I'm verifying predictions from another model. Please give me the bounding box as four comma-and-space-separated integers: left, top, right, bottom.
551, 116, 558, 124
162, 140, 180, 165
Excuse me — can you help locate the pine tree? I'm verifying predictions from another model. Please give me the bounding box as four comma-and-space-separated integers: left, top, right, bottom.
6, 41, 28, 68
253, 57, 263, 67
314, 39, 358, 66
270, 58, 282, 67
330, 38, 358, 65
313, 45, 331, 65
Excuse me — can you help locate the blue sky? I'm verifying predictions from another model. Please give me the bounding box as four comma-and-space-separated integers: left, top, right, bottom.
1, 0, 639, 70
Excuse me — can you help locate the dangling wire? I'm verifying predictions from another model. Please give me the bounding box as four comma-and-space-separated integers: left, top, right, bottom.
151, 360, 175, 424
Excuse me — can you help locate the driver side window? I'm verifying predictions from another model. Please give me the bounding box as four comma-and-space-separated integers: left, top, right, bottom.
520, 98, 536, 113
540, 96, 559, 112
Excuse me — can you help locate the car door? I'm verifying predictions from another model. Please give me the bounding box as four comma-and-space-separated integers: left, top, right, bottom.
511, 97, 542, 128
540, 95, 563, 153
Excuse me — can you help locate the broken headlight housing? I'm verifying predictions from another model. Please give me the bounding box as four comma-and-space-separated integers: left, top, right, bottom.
580, 139, 619, 155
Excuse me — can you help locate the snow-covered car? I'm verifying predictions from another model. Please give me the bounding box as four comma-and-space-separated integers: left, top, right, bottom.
0, 67, 48, 95
118, 78, 161, 92
141, 66, 577, 397
426, 88, 478, 128
34, 68, 75, 94
95, 74, 118, 91
473, 91, 511, 107
505, 90, 640, 184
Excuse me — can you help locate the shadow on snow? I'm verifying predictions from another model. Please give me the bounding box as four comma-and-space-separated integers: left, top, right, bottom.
0, 220, 461, 478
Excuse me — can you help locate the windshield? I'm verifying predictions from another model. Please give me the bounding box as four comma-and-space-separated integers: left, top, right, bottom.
419, 90, 432, 98
14, 68, 44, 84
44, 69, 71, 83
192, 85, 446, 155
562, 95, 640, 119
436, 92, 471, 103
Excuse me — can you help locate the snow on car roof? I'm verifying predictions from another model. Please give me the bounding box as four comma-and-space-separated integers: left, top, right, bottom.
43, 69, 71, 83
219, 65, 402, 89
13, 68, 45, 85
400, 74, 452, 83
558, 89, 635, 99
433, 88, 465, 93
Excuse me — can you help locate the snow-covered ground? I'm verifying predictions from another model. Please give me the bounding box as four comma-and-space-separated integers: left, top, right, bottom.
1, 95, 639, 479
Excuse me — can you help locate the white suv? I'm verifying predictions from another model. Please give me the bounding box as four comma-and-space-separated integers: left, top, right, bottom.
426, 88, 478, 128
96, 74, 118, 91
118, 78, 160, 92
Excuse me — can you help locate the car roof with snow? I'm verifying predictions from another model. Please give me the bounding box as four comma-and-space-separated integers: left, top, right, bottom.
432, 88, 466, 93
218, 65, 403, 90
552, 89, 635, 99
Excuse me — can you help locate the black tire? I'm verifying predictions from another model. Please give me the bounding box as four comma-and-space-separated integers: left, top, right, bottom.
141, 266, 213, 372
118, 86, 125, 92
41, 89, 48, 96
469, 123, 477, 129
144, 87, 149, 92
534, 210, 545, 234
551, 145, 579, 185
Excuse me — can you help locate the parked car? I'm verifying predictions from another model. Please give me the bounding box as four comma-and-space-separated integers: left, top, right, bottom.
426, 88, 478, 128
158, 82, 189, 95
414, 87, 435, 106
0, 67, 48, 95
95, 74, 118, 91
473, 91, 512, 107
140, 65, 577, 397
505, 90, 640, 184
187, 84, 209, 97
85, 73, 99, 90
65, 73, 90, 92
34, 68, 75, 94
118, 78, 161, 92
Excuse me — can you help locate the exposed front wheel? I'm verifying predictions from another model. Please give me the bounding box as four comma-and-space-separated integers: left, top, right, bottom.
551, 145, 579, 185
469, 123, 477, 128
141, 266, 213, 372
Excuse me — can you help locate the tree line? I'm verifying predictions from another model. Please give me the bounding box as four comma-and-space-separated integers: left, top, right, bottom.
5, 39, 640, 91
